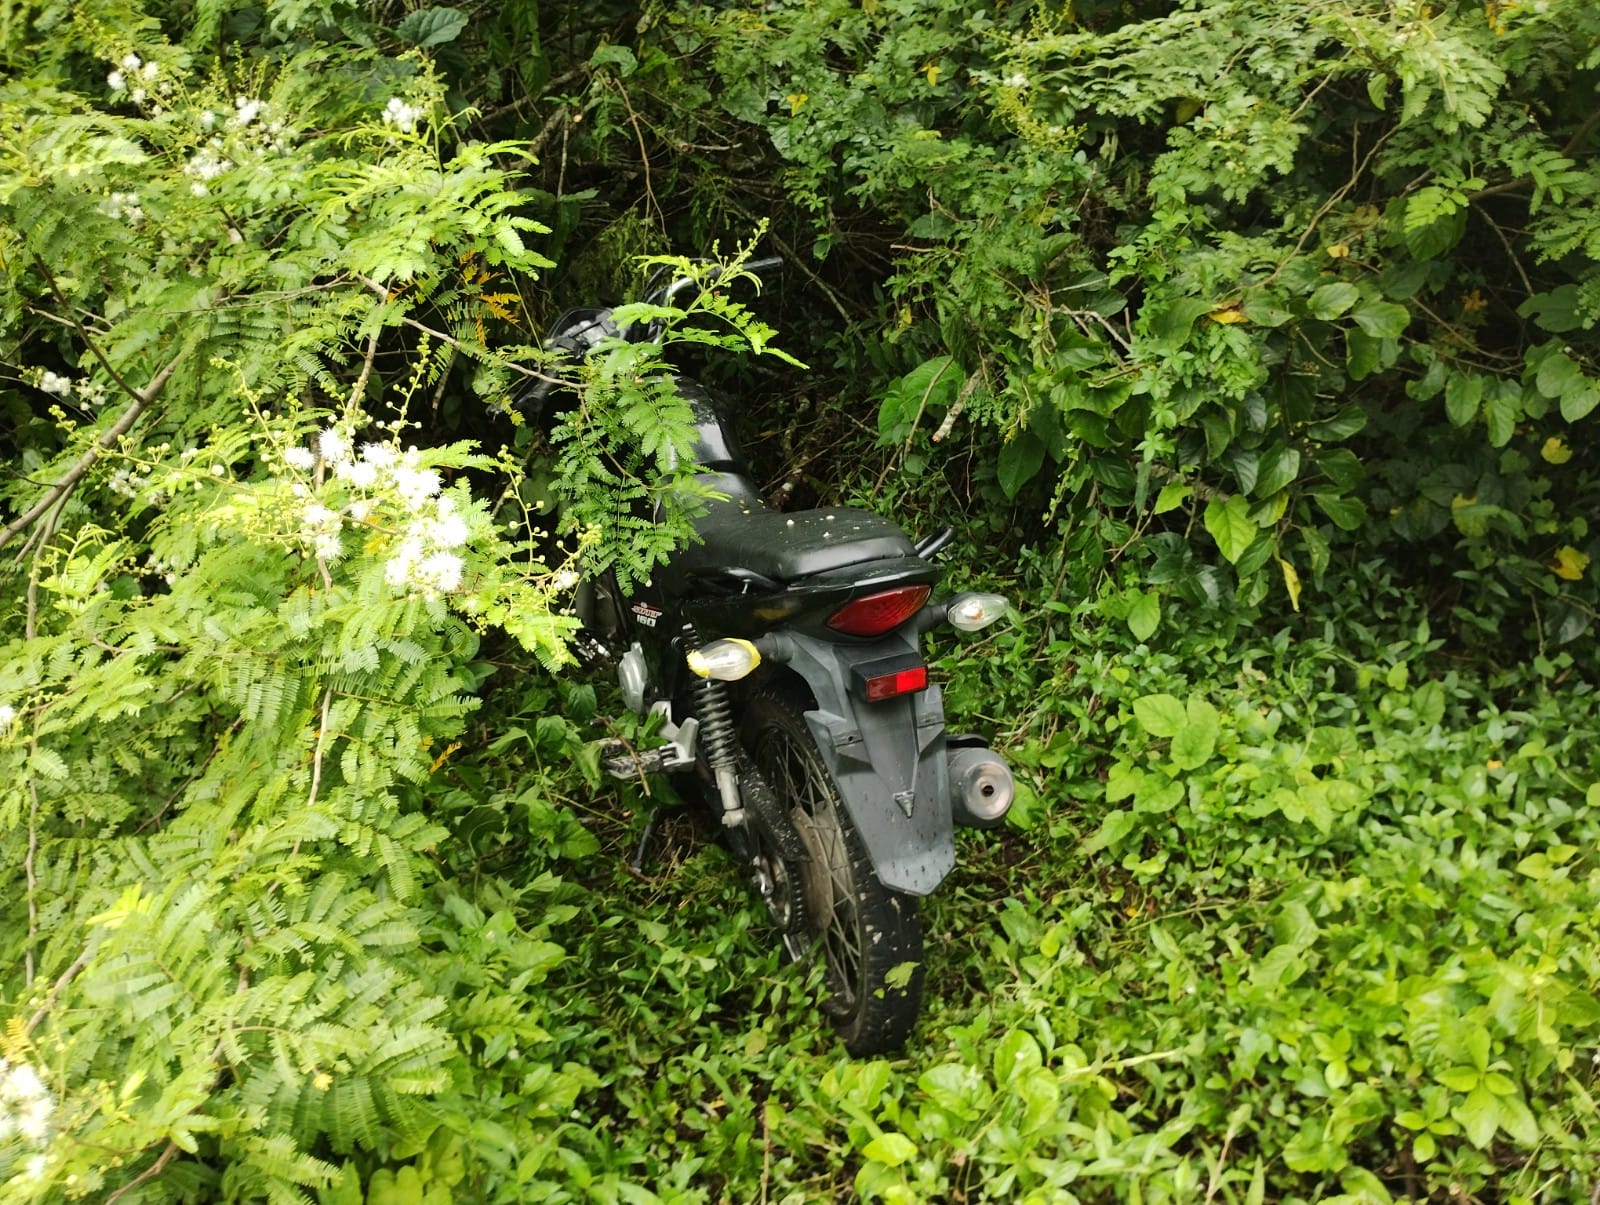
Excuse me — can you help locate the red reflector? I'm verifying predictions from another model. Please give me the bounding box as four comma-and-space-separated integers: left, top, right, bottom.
865, 665, 928, 701
826, 586, 932, 637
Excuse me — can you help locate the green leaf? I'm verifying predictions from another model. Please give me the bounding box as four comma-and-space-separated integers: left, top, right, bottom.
1483, 384, 1520, 447
1133, 693, 1187, 738
1454, 1086, 1500, 1149
861, 1132, 917, 1167
1313, 492, 1367, 531
1561, 381, 1599, 423
1147, 296, 1217, 352
1351, 299, 1410, 338
1154, 482, 1191, 513
1170, 697, 1220, 770
1085, 809, 1138, 853
1445, 374, 1483, 426
1535, 349, 1582, 399
997, 430, 1046, 498
395, 6, 468, 47
1204, 495, 1255, 563
1305, 404, 1366, 442
992, 1030, 1043, 1086
1308, 282, 1360, 320
1127, 591, 1161, 641
1255, 446, 1301, 497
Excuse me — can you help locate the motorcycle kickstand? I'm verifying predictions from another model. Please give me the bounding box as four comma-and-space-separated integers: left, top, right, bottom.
628, 804, 689, 877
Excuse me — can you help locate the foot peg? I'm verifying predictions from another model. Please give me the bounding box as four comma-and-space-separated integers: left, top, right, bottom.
598, 713, 699, 781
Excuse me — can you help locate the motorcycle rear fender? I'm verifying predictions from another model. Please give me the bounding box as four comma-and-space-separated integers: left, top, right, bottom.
758, 630, 954, 896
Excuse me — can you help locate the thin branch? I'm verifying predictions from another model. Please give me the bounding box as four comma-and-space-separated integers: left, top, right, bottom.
25, 948, 92, 1036
0, 351, 184, 555
105, 1141, 181, 1205
353, 275, 566, 384
1473, 202, 1534, 297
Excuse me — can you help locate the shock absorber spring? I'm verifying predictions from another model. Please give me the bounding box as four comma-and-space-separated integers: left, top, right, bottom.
683, 624, 745, 826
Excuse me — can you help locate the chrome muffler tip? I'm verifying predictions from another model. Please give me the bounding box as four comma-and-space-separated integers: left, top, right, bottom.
948, 745, 1014, 828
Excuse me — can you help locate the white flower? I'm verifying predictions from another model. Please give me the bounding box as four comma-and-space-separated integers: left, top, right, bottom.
16, 1097, 51, 1143
392, 465, 441, 509
103, 192, 143, 224
283, 446, 316, 471
141, 60, 159, 81
413, 551, 463, 593
302, 503, 339, 531
199, 110, 216, 129
0, 704, 15, 731
38, 370, 72, 397
24, 1153, 47, 1181
551, 569, 579, 592
1004, 72, 1029, 89
129, 87, 146, 104
191, 182, 208, 197
429, 509, 470, 549
121, 53, 142, 70
318, 428, 351, 465
184, 147, 231, 183
347, 498, 374, 522
4, 1062, 46, 1100
381, 97, 422, 134
107, 69, 126, 91
360, 442, 398, 470
229, 97, 267, 129
210, 464, 226, 477
336, 459, 378, 489
313, 532, 343, 561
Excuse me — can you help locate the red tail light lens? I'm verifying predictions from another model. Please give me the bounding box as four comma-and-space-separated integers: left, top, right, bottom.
826, 585, 932, 637
865, 665, 928, 701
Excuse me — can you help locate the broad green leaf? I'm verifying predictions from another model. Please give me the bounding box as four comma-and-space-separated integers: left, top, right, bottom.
1308, 282, 1360, 320
1133, 693, 1187, 738
992, 1030, 1043, 1086
1205, 495, 1255, 563
1444, 374, 1483, 426
1147, 296, 1217, 352
997, 430, 1046, 497
1085, 809, 1138, 853
861, 1132, 917, 1166
1535, 349, 1582, 399
1313, 492, 1367, 531
1255, 446, 1301, 497
1127, 591, 1160, 640
1453, 1086, 1500, 1150
1561, 381, 1599, 423
1170, 696, 1219, 770
1483, 384, 1519, 447
395, 6, 469, 47
1304, 404, 1366, 442
1154, 482, 1191, 513
1351, 299, 1409, 338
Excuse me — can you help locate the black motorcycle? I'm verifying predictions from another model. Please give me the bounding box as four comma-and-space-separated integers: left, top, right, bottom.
532, 258, 1014, 1055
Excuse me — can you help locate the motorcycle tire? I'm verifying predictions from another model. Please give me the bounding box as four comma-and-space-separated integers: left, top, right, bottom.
742, 676, 925, 1056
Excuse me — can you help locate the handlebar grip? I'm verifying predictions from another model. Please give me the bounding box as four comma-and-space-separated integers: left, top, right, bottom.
743, 256, 783, 275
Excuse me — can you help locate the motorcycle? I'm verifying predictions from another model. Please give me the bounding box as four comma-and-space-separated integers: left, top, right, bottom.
529, 257, 1015, 1055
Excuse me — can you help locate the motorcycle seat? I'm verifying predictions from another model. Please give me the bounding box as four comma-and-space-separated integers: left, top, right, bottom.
680, 472, 917, 584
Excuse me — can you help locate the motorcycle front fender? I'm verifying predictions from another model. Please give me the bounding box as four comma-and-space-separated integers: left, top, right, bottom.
762, 632, 955, 896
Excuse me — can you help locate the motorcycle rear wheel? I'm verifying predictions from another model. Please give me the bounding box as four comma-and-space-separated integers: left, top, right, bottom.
743, 678, 925, 1056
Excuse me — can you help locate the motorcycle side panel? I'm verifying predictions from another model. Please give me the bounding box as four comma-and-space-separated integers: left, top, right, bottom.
778, 632, 955, 896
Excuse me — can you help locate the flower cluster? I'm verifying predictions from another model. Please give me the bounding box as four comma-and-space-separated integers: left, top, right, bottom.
283, 430, 472, 598
100, 191, 144, 224
0, 703, 15, 731
106, 53, 170, 109
37, 370, 72, 397
381, 97, 424, 135
0, 1058, 54, 1147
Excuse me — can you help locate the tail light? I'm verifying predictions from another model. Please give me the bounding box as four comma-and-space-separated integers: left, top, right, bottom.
826, 585, 932, 637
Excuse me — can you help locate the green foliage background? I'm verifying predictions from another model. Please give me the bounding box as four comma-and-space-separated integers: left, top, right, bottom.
2, 0, 1599, 1201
